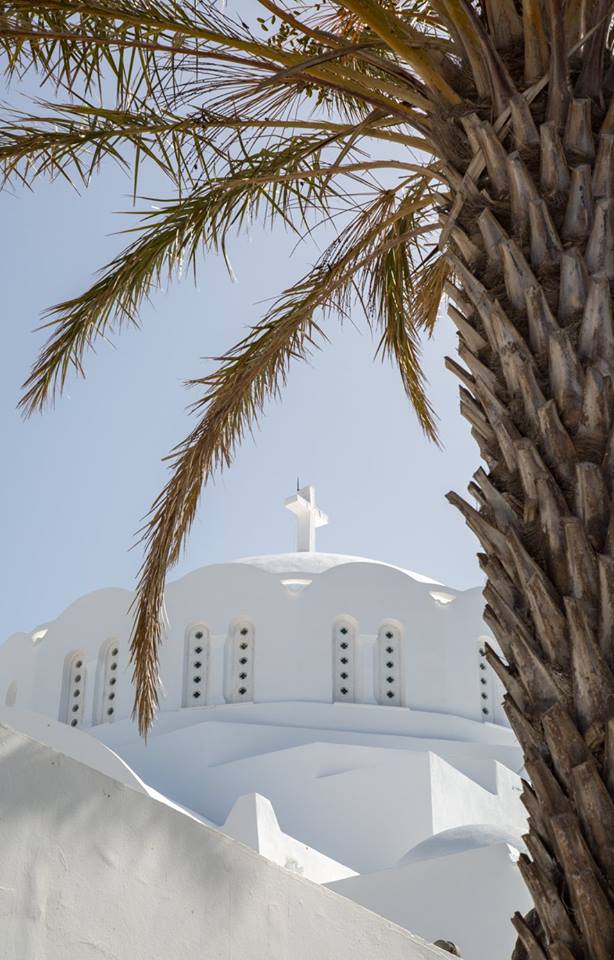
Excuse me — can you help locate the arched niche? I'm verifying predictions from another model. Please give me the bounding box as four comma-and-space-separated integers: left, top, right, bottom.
4, 681, 17, 707
60, 651, 87, 727
332, 615, 358, 703
224, 619, 255, 704
376, 620, 404, 706
95, 639, 120, 724
183, 623, 210, 707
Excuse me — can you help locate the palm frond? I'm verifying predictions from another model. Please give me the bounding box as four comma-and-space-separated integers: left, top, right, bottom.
0, 0, 427, 120
22, 133, 415, 413
407, 251, 449, 336
0, 101, 218, 189
368, 232, 441, 442
346, 175, 446, 441
0, 95, 429, 194
129, 180, 439, 731
130, 297, 328, 734
333, 0, 462, 103
0, 0, 255, 101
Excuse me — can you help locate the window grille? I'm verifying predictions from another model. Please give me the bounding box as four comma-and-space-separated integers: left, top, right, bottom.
376, 622, 403, 705
61, 651, 87, 727
225, 621, 255, 703
96, 640, 120, 723
333, 617, 357, 702
184, 624, 210, 706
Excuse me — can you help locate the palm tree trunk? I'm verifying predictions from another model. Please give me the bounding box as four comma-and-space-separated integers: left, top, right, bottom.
446, 81, 614, 960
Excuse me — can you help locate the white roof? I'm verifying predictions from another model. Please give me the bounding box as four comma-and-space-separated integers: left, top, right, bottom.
236, 552, 442, 584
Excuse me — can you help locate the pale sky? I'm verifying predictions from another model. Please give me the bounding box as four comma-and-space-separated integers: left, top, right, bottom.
1, 54, 482, 641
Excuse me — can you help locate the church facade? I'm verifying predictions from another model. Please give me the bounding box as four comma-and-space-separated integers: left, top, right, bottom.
0, 487, 531, 959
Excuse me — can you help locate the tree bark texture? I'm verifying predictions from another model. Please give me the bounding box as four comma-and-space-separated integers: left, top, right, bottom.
445, 72, 614, 960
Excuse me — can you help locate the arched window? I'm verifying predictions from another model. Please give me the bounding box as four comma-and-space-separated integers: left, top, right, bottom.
4, 681, 17, 707
61, 651, 87, 727
225, 620, 254, 703
376, 621, 403, 705
333, 617, 357, 702
184, 623, 210, 706
96, 640, 120, 723
477, 637, 496, 721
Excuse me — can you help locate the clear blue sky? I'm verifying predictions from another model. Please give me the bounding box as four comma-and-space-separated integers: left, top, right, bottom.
1, 89, 482, 640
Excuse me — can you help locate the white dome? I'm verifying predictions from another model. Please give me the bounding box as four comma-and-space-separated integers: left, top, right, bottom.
236, 552, 442, 584
399, 824, 527, 866
1, 542, 502, 729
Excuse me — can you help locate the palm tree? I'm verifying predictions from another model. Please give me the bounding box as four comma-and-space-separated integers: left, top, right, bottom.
1, 3, 614, 956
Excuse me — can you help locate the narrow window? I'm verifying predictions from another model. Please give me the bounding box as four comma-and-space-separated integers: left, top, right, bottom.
477, 637, 495, 721
184, 623, 210, 706
333, 617, 356, 702
61, 651, 87, 727
376, 621, 403, 705
96, 640, 120, 723
4, 681, 17, 707
225, 620, 254, 703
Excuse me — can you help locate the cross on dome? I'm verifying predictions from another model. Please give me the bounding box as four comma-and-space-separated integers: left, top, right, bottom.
285, 485, 328, 552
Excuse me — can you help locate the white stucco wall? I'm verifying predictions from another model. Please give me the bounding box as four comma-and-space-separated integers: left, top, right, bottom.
0, 705, 147, 793
0, 554, 503, 729
0, 552, 527, 958
81, 704, 523, 874
329, 841, 532, 960
0, 721, 449, 960
222, 792, 357, 883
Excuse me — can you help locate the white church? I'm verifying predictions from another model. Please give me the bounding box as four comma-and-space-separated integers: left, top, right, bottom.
0, 486, 531, 959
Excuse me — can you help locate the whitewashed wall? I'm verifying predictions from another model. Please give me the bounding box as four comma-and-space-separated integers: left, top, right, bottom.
0, 720, 448, 960
329, 840, 532, 960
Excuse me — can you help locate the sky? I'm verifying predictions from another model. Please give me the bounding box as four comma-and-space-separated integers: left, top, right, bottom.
1, 47, 483, 641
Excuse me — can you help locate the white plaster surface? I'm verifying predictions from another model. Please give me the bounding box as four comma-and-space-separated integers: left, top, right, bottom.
85, 703, 524, 873
329, 840, 533, 960
400, 823, 527, 863
0, 553, 507, 727
222, 793, 357, 883
171, 741, 524, 873
0, 705, 146, 793
0, 721, 447, 960
0, 546, 530, 959
238, 551, 442, 583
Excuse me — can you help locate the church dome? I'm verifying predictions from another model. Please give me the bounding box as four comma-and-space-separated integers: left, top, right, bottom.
236, 551, 442, 584
0, 484, 508, 731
